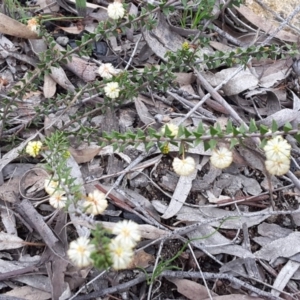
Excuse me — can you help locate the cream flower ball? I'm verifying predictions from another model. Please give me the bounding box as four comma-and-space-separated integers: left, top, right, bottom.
112, 220, 141, 248
49, 192, 67, 209
25, 141, 42, 157
83, 190, 108, 215
172, 156, 196, 176
67, 236, 95, 268
265, 158, 290, 176
210, 147, 233, 169
107, 2, 125, 20
98, 63, 117, 79
109, 238, 134, 270
104, 82, 120, 99
264, 136, 291, 161
44, 179, 63, 195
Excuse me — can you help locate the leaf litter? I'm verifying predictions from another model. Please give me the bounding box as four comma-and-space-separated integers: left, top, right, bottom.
1, 0, 300, 299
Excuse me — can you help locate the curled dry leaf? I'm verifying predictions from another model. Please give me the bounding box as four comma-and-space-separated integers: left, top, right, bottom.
0, 232, 24, 250
68, 146, 101, 164
166, 278, 217, 300
127, 250, 154, 269
0, 13, 39, 39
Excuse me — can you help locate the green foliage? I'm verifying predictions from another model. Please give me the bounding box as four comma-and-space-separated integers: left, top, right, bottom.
43, 132, 82, 207
90, 224, 113, 269
180, 0, 216, 29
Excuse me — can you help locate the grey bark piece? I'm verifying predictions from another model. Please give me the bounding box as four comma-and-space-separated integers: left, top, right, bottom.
255, 232, 300, 264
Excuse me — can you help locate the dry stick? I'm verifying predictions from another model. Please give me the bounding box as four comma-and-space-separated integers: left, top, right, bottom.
137, 206, 300, 256
125, 34, 142, 71
187, 243, 214, 300
260, 4, 300, 46
193, 68, 249, 129
161, 271, 280, 300
177, 64, 248, 126
254, 0, 300, 34
72, 270, 279, 300
147, 240, 164, 300
68, 270, 107, 300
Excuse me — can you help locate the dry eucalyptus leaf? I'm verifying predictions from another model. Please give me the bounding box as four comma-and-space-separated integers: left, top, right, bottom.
69, 146, 101, 164
152, 201, 271, 230
134, 96, 154, 125
43, 74, 56, 98
161, 155, 199, 219
188, 224, 254, 258
49, 66, 75, 92
271, 260, 300, 297
259, 70, 289, 88
143, 12, 185, 61
235, 5, 297, 43
35, 0, 59, 13
291, 90, 300, 111
4, 286, 51, 300
0, 232, 25, 250
257, 108, 299, 127
202, 68, 258, 96
255, 232, 300, 264
127, 250, 154, 269
167, 278, 217, 300
203, 296, 263, 300
65, 154, 89, 236
0, 13, 39, 39
53, 43, 98, 82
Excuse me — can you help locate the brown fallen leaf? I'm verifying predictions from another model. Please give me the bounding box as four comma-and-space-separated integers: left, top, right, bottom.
166, 278, 217, 300
69, 146, 101, 164
127, 250, 154, 269
0, 13, 39, 39
203, 296, 264, 300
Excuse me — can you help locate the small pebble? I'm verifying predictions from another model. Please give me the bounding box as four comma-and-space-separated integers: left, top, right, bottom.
56, 36, 69, 46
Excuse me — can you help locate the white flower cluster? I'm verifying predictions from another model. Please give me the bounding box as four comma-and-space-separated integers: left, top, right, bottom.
44, 180, 108, 214
83, 190, 108, 215
98, 63, 119, 79
172, 156, 196, 176
264, 136, 291, 176
68, 236, 95, 268
107, 1, 125, 20
45, 179, 67, 209
210, 147, 233, 169
98, 64, 121, 99
110, 220, 141, 270
67, 220, 141, 270
25, 141, 43, 158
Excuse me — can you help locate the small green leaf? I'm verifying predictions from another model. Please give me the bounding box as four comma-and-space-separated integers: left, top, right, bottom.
232, 126, 240, 136
249, 119, 258, 133
259, 124, 269, 135
210, 126, 218, 136
283, 122, 292, 132
184, 127, 192, 138
271, 120, 278, 133
208, 139, 217, 149
260, 138, 268, 149
112, 142, 118, 151
145, 141, 155, 151
197, 122, 205, 135
295, 133, 300, 145
239, 123, 247, 135
194, 138, 201, 147
137, 129, 145, 139
230, 138, 239, 149
226, 119, 233, 134
203, 141, 211, 151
